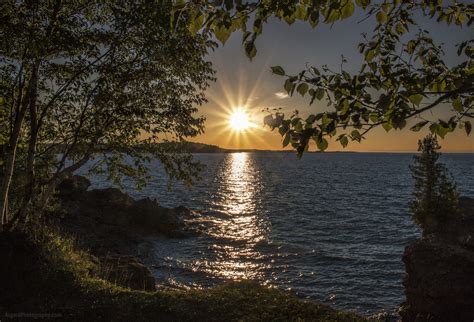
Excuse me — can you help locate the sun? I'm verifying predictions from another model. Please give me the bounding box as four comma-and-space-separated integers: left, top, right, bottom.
229, 109, 251, 131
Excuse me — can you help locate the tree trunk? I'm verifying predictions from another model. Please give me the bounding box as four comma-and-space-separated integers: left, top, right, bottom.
17, 63, 40, 226
0, 63, 38, 231
0, 103, 28, 230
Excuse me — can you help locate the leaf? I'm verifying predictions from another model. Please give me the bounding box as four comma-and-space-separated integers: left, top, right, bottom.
452, 97, 463, 113
315, 88, 325, 100
271, 66, 285, 76
263, 115, 273, 128
245, 41, 257, 59
408, 94, 423, 106
365, 49, 376, 62
215, 25, 231, 44
294, 4, 306, 20
355, 0, 370, 8
407, 40, 416, 54
284, 79, 293, 94
339, 135, 349, 148
283, 132, 291, 147
382, 121, 392, 132
410, 120, 429, 132
351, 130, 361, 142
341, 1, 355, 19
465, 121, 472, 135
188, 14, 204, 35
376, 11, 387, 24
297, 83, 309, 96
436, 124, 449, 139
309, 10, 319, 28
306, 114, 317, 124
369, 113, 379, 123
316, 138, 328, 151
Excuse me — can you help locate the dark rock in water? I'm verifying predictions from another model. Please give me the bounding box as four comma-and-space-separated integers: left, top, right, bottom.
130, 198, 183, 233
400, 197, 474, 322
97, 255, 156, 291
55, 175, 197, 255
58, 175, 91, 199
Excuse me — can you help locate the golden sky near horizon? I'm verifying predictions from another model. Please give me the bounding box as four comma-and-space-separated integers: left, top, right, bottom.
190, 15, 474, 152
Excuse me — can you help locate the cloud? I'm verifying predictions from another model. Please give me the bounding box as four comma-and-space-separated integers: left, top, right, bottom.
274, 92, 289, 99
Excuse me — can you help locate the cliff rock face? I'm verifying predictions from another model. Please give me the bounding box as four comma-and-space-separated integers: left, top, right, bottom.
400, 197, 474, 322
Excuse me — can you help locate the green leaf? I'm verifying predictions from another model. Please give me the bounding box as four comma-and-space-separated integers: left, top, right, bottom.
245, 41, 257, 59
215, 25, 231, 44
365, 49, 376, 62
436, 124, 449, 139
369, 113, 379, 123
410, 120, 429, 132
382, 121, 392, 132
452, 97, 463, 113
315, 88, 325, 100
341, 1, 355, 19
188, 14, 204, 35
376, 11, 387, 24
395, 22, 405, 35
271, 66, 285, 76
316, 138, 328, 151
297, 83, 309, 96
407, 40, 416, 54
339, 135, 349, 148
283, 132, 291, 147
294, 5, 306, 20
306, 114, 317, 124
351, 130, 361, 142
284, 79, 293, 94
465, 121, 472, 135
355, 0, 370, 8
408, 94, 423, 106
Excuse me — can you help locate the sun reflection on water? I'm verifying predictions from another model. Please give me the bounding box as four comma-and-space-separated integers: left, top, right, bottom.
201, 152, 270, 281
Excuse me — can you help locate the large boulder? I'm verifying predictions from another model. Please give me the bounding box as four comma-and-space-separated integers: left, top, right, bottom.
55, 175, 196, 254
400, 197, 474, 322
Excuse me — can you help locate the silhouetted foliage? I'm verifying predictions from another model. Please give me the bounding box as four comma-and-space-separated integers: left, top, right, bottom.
0, 1, 215, 230
174, 1, 473, 156
409, 134, 458, 234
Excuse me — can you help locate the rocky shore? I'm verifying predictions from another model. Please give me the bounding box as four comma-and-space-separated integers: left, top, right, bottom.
52, 176, 474, 320
53, 175, 199, 292
400, 197, 474, 322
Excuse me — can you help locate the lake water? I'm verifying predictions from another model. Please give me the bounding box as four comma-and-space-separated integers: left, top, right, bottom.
85, 152, 474, 315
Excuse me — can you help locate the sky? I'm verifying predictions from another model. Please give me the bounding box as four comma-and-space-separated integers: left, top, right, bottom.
191, 8, 474, 152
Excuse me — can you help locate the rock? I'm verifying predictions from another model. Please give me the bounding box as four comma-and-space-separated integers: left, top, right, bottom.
97, 255, 156, 291
130, 198, 183, 233
57, 176, 193, 238
58, 175, 91, 200
400, 197, 474, 322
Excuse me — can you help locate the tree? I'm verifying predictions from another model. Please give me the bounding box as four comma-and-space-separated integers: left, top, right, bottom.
409, 134, 458, 235
0, 1, 215, 230
174, 0, 473, 156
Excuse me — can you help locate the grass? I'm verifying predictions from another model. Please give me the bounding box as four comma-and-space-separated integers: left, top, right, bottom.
0, 225, 367, 321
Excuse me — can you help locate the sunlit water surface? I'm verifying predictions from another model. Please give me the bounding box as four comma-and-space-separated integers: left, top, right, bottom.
83, 152, 474, 314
